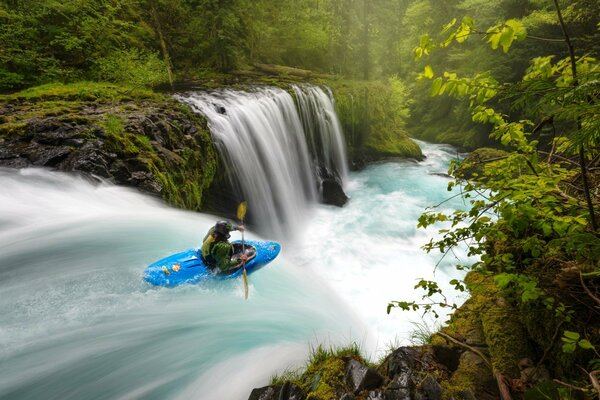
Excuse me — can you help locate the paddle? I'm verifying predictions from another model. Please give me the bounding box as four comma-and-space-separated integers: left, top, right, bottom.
237, 201, 249, 299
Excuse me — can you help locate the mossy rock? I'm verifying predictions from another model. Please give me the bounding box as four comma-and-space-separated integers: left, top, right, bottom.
0, 86, 217, 212
465, 272, 534, 378
454, 147, 508, 180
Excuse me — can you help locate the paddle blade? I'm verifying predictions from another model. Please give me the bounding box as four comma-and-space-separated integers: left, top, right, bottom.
243, 267, 249, 300
237, 201, 247, 221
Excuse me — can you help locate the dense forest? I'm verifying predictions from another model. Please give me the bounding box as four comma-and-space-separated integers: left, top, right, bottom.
2, 0, 600, 148
2, 1, 600, 399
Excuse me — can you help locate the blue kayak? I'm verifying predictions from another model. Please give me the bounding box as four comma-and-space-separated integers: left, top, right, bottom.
143, 240, 281, 287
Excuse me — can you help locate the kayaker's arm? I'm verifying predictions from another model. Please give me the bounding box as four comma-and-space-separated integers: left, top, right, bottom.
227, 223, 244, 232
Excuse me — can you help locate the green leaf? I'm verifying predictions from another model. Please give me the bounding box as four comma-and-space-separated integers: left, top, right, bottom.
563, 331, 580, 341
562, 342, 577, 353
423, 65, 434, 79
494, 273, 514, 288
578, 339, 594, 350
431, 77, 443, 96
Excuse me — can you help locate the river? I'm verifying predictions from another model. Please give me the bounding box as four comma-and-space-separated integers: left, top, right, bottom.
0, 141, 471, 400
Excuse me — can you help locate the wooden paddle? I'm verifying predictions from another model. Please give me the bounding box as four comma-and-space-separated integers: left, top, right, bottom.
237, 201, 249, 299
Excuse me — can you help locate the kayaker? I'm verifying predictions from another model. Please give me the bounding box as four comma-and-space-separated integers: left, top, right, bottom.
201, 221, 247, 272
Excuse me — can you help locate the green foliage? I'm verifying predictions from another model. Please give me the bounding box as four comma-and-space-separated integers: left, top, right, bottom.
561, 330, 596, 353
94, 49, 168, 87
390, 5, 600, 389
326, 78, 422, 161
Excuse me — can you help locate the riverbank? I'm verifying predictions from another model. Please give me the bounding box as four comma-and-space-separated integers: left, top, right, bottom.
0, 82, 218, 211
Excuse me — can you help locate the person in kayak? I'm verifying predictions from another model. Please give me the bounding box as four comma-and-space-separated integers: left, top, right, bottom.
201, 221, 247, 272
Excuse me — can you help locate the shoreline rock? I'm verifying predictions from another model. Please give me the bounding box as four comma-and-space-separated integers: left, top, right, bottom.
0, 89, 218, 211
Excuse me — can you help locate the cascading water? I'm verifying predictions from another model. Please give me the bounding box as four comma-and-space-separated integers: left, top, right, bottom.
0, 168, 368, 400
176, 85, 348, 237
292, 85, 349, 184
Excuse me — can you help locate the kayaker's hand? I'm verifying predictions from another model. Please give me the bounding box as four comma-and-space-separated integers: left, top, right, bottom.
237, 225, 245, 232
239, 254, 248, 262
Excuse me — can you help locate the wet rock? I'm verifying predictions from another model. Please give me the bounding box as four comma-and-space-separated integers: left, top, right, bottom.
321, 177, 348, 206
248, 382, 306, 400
339, 394, 355, 400
367, 389, 385, 399
248, 386, 279, 400
382, 389, 411, 400
345, 359, 385, 394
0, 98, 217, 212
30, 146, 72, 167
386, 347, 417, 381
414, 375, 442, 400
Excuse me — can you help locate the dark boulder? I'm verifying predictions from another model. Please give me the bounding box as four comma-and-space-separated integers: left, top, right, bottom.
321, 177, 348, 206
414, 376, 442, 400
248, 382, 306, 400
345, 359, 385, 394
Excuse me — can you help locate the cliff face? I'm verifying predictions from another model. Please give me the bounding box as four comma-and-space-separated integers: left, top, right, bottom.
0, 83, 218, 211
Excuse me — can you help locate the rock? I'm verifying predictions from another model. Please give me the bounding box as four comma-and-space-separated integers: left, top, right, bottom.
432, 345, 461, 373
29, 145, 72, 167
345, 359, 385, 394
367, 390, 385, 399
415, 375, 442, 400
0, 97, 218, 212
248, 382, 306, 400
339, 394, 355, 400
382, 389, 411, 400
321, 177, 348, 206
518, 358, 550, 387
248, 386, 278, 400
386, 347, 417, 381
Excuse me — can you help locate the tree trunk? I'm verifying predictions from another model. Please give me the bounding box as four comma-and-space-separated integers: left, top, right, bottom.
552, 0, 597, 232
150, 3, 174, 88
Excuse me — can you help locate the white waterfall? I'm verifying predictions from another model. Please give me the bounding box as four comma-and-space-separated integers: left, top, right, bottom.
176, 85, 348, 237
293, 85, 349, 183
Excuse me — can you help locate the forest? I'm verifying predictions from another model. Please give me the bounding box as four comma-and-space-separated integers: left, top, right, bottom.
1, 0, 600, 399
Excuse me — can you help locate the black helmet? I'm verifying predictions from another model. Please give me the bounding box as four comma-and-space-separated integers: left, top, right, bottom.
214, 221, 231, 237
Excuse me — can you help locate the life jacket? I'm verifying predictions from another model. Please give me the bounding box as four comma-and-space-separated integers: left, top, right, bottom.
201, 228, 217, 266
201, 229, 232, 268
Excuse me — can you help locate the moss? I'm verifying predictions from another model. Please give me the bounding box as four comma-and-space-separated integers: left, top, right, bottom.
269, 343, 368, 400
323, 79, 423, 162
304, 357, 346, 400
466, 271, 534, 378
0, 122, 28, 136
0, 82, 161, 103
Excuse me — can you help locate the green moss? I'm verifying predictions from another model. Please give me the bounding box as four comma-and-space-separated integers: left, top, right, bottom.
324, 78, 423, 162
0, 122, 27, 136
304, 357, 345, 400
0, 82, 161, 103
269, 343, 368, 400
466, 272, 533, 378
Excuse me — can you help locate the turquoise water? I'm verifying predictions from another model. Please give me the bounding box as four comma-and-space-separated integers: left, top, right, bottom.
0, 142, 471, 399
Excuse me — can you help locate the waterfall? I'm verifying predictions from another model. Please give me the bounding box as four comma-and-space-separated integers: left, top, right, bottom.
176, 85, 348, 237
293, 85, 349, 184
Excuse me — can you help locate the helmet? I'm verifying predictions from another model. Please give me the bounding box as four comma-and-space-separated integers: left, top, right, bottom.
214, 221, 231, 238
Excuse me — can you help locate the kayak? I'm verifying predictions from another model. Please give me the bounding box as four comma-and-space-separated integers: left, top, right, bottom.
143, 240, 281, 287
